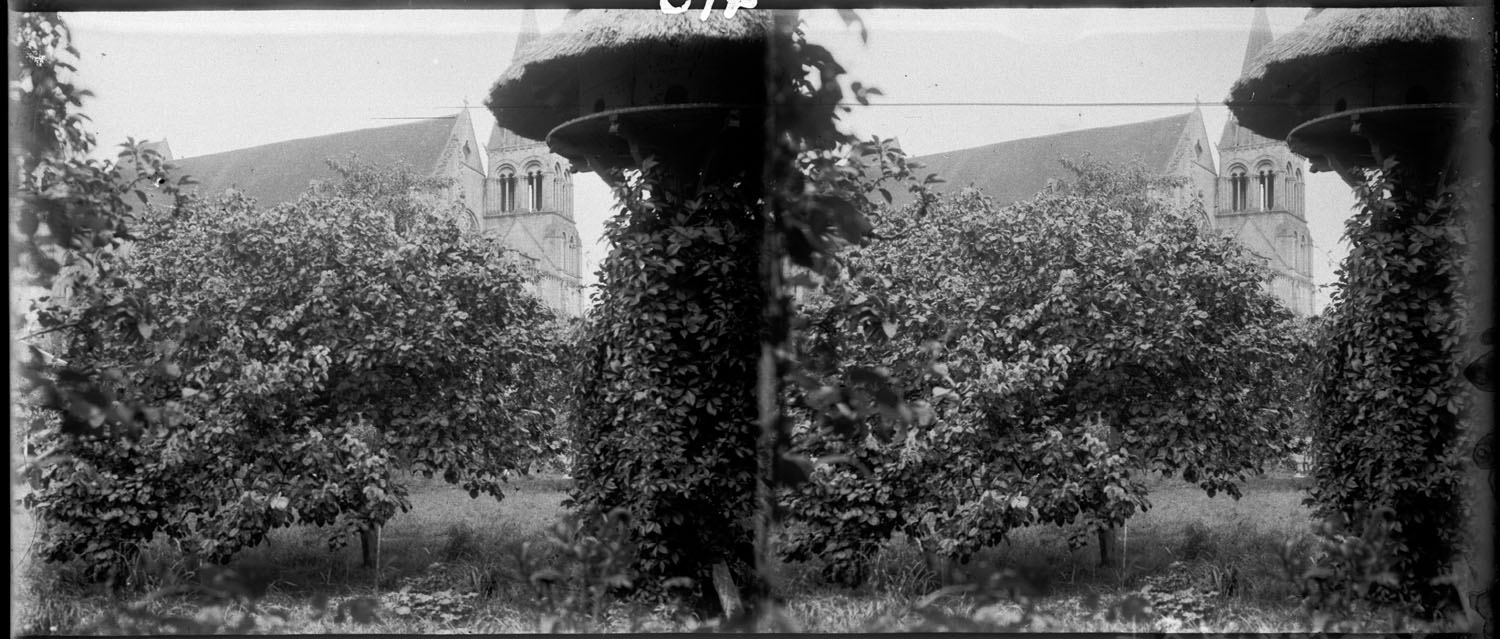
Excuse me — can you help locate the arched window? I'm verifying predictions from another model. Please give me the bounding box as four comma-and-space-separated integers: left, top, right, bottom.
1257, 164, 1276, 211
1283, 163, 1293, 212
1229, 166, 1249, 211
1295, 168, 1304, 215
526, 165, 544, 211
495, 166, 517, 212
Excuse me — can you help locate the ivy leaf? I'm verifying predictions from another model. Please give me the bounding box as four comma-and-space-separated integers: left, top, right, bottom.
773, 453, 815, 487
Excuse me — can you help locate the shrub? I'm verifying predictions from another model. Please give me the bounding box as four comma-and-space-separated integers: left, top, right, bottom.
1280, 509, 1404, 631
517, 509, 638, 632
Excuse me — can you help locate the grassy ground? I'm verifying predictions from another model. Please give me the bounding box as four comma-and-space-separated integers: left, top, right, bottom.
774, 472, 1323, 632
8, 470, 1449, 634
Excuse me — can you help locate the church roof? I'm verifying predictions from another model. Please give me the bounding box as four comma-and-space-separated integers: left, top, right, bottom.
171, 116, 458, 207
910, 112, 1194, 207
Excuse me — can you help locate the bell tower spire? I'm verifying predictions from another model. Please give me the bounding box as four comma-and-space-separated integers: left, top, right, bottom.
477, 9, 585, 318
514, 9, 539, 61
489, 8, 542, 154
1241, 7, 1274, 75
1213, 6, 1317, 317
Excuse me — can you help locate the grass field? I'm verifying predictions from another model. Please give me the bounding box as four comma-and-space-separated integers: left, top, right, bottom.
7, 470, 1453, 634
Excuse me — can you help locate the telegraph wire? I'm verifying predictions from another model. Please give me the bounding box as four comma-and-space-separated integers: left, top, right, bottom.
420, 101, 1309, 109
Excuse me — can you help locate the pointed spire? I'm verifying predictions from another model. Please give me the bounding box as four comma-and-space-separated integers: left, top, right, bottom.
1241, 7, 1274, 75
513, 9, 539, 62
1223, 7, 1278, 149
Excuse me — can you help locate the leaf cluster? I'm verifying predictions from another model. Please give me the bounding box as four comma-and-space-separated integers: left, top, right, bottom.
518, 508, 638, 632
12, 12, 195, 579
760, 12, 938, 492
1280, 508, 1403, 631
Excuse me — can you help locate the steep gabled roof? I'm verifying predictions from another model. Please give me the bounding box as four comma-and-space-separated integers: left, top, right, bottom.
172, 116, 458, 207
911, 113, 1194, 207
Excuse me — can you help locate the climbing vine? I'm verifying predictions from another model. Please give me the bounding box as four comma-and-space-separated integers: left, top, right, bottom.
569, 163, 765, 614
1307, 158, 1479, 618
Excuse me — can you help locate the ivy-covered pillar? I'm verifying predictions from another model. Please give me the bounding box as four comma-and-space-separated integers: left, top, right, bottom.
485, 10, 773, 615
1227, 7, 1487, 618
573, 170, 764, 614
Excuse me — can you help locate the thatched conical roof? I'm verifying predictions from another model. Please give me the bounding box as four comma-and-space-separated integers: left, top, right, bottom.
1227, 7, 1485, 141
486, 9, 776, 143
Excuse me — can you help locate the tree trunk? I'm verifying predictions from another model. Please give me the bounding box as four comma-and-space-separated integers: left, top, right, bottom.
711, 562, 743, 620
1098, 526, 1116, 567
359, 525, 380, 569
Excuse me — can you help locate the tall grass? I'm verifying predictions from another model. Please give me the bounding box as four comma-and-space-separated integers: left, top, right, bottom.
770, 472, 1323, 632
17, 470, 1395, 634
12, 472, 574, 635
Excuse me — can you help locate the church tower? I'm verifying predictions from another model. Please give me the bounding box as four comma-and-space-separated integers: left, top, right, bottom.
1214, 7, 1316, 317
481, 9, 585, 318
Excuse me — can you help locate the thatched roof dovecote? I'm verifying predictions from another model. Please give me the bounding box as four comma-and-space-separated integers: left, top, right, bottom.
1227, 7, 1486, 142
486, 9, 775, 144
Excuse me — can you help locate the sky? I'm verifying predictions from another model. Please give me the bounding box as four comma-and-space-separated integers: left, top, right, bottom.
63, 8, 1366, 313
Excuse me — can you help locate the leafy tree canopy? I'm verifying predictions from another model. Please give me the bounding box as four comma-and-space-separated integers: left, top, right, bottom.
24, 158, 566, 574
781, 158, 1311, 584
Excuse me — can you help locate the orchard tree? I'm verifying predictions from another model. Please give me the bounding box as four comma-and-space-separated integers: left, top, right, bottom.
780, 158, 1311, 584
23, 158, 566, 576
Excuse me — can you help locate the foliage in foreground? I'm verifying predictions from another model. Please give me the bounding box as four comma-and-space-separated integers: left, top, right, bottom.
1306, 158, 1479, 617
569, 163, 765, 613
782, 159, 1311, 585
23, 158, 565, 576
13, 11, 180, 581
